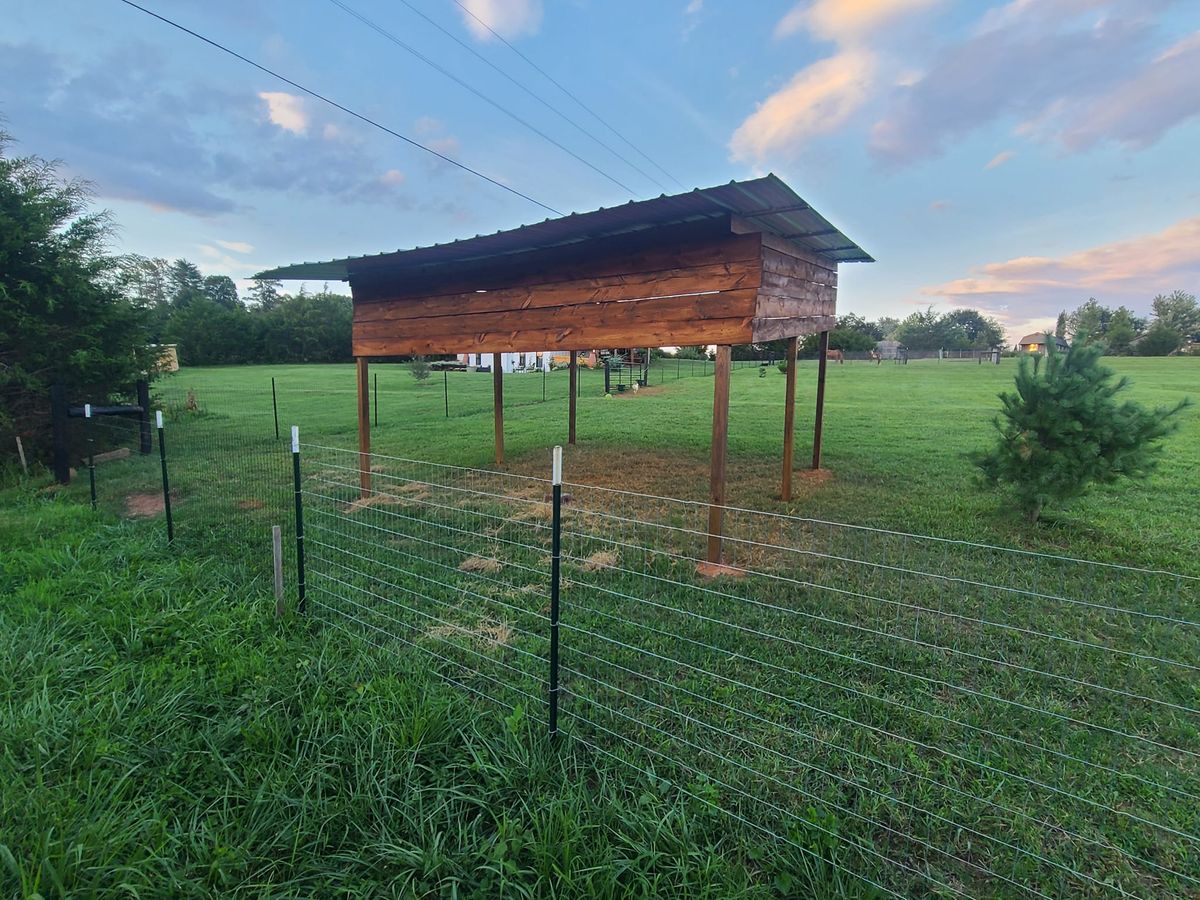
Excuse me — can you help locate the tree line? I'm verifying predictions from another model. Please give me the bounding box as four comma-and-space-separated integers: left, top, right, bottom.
1053, 294, 1199, 356
120, 257, 353, 366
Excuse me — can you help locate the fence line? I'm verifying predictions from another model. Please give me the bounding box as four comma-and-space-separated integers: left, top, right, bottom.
287, 438, 1199, 897
50, 395, 1200, 896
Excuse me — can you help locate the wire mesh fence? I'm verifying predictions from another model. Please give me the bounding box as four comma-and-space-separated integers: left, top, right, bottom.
45, 370, 1200, 896
294, 440, 1200, 898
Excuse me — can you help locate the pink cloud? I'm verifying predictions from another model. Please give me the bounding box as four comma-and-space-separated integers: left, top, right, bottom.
924, 215, 1200, 333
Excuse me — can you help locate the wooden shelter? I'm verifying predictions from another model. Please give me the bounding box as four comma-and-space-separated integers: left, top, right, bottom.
259, 174, 872, 563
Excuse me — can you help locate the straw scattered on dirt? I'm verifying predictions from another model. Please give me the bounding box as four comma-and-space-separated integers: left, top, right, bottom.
580, 549, 620, 572
426, 620, 512, 648
459, 555, 503, 574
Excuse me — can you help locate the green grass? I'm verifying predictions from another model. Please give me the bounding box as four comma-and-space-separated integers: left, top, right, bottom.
5, 355, 1198, 897
0, 493, 856, 898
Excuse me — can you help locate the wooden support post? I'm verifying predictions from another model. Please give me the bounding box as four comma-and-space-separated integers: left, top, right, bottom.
568, 351, 577, 445
781, 335, 798, 501
356, 357, 371, 495
493, 352, 504, 465
812, 330, 829, 470
706, 345, 731, 564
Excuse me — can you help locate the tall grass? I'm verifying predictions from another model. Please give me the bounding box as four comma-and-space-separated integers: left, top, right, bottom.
0, 491, 858, 898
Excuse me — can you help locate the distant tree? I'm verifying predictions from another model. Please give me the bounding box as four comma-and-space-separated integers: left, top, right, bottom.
1068, 298, 1109, 344
1054, 311, 1067, 340
167, 298, 259, 365
0, 130, 153, 449
893, 307, 946, 351
203, 275, 241, 310
1136, 321, 1186, 357
1105, 307, 1137, 355
409, 356, 432, 382
1150, 290, 1199, 340
942, 308, 1004, 348
247, 277, 282, 310
168, 259, 205, 307
673, 346, 707, 360
973, 343, 1188, 522
119, 255, 171, 308
257, 289, 352, 363
874, 316, 900, 340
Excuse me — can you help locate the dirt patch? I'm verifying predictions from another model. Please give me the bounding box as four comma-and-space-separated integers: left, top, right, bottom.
579, 549, 620, 572
125, 492, 164, 518
793, 467, 835, 488
695, 560, 747, 579
459, 555, 503, 574
236, 499, 265, 510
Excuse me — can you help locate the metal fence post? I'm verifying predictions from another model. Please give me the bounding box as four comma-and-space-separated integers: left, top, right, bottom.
292, 426, 307, 613
137, 379, 152, 454
85, 404, 96, 509
156, 410, 174, 544
51, 383, 70, 484
549, 445, 563, 741
272, 377, 280, 440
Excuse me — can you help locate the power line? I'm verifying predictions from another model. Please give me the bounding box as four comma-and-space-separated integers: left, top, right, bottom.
326, 0, 635, 196
385, 0, 671, 193
450, 0, 684, 190
114, 0, 563, 216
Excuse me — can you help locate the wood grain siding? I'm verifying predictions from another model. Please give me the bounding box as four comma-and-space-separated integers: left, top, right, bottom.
350, 232, 764, 357
748, 243, 839, 342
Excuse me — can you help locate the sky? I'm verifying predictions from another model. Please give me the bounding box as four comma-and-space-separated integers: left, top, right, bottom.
5, 0, 1200, 342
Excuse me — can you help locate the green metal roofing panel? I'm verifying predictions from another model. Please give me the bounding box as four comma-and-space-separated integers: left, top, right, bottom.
255, 174, 873, 281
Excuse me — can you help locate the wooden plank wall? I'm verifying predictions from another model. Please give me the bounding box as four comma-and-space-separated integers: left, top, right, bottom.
350, 229, 764, 356
751, 238, 839, 342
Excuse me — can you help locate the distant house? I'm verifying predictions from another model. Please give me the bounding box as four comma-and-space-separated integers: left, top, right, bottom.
1017, 333, 1068, 355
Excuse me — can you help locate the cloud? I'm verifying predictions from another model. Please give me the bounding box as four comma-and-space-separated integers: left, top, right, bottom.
775, 0, 945, 43
682, 0, 703, 39
929, 199, 950, 211
924, 215, 1200, 328
0, 41, 422, 216
984, 150, 1015, 170
1054, 31, 1200, 152
215, 240, 254, 254
258, 92, 308, 135
730, 49, 875, 163
458, 0, 542, 42
871, 3, 1195, 167
380, 169, 406, 186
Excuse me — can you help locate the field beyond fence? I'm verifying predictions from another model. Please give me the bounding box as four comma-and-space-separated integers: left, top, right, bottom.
26, 357, 1200, 897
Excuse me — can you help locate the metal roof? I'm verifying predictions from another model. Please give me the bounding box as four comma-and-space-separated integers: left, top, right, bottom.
255, 174, 873, 281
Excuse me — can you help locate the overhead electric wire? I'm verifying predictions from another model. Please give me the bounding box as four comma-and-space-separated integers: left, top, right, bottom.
114, 0, 563, 216
381, 0, 671, 193
450, 0, 684, 190
326, 0, 636, 196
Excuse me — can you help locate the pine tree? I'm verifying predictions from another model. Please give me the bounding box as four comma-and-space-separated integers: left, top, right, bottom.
1054, 311, 1067, 340
973, 343, 1188, 522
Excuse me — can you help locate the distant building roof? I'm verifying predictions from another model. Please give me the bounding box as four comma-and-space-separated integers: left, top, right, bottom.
1018, 333, 1068, 347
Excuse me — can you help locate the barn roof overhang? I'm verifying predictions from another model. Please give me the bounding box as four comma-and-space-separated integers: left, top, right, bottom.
255, 174, 872, 283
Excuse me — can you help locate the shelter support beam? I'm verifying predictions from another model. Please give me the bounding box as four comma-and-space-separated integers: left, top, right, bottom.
356, 357, 371, 495
706, 345, 732, 564
493, 352, 504, 465
781, 335, 798, 501
813, 330, 829, 470
568, 351, 577, 445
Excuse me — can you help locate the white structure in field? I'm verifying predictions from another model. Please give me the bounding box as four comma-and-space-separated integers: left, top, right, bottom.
460, 351, 552, 373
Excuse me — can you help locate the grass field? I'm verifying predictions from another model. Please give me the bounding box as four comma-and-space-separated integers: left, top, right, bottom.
4, 355, 1198, 897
